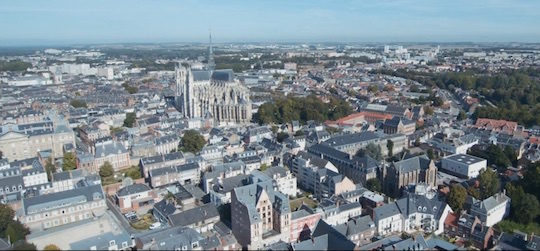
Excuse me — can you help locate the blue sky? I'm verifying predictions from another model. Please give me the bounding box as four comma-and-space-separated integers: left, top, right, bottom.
0, 0, 539, 45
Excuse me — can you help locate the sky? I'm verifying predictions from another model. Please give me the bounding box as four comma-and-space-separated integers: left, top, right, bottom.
0, 0, 539, 46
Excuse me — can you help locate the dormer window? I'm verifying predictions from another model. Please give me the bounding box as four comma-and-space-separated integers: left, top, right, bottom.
109, 240, 116, 247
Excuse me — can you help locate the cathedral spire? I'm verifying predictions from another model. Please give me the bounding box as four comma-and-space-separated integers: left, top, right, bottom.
207, 29, 215, 71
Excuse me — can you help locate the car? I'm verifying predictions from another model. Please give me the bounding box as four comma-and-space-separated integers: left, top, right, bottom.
149, 222, 162, 230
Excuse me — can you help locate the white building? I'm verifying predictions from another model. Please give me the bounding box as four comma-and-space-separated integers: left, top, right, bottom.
262, 166, 297, 197
471, 192, 510, 227
441, 154, 487, 179
373, 203, 403, 236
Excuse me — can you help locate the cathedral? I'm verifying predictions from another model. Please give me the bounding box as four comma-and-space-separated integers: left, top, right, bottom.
175, 34, 252, 125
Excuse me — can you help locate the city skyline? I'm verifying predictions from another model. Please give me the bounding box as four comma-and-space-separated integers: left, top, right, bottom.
1, 0, 540, 46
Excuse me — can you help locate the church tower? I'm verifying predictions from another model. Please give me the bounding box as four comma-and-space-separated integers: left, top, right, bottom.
207, 31, 216, 71
175, 62, 191, 117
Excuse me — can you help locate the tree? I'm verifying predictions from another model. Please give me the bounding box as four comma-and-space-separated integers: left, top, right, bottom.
180, 130, 206, 153
294, 130, 305, 137
69, 99, 87, 108
368, 85, 378, 93
357, 143, 382, 161
427, 149, 435, 160
11, 242, 37, 251
506, 183, 540, 224
276, 132, 289, 143
478, 169, 499, 199
424, 106, 434, 115
457, 110, 467, 121
447, 184, 467, 212
125, 167, 142, 180
123, 112, 136, 128
365, 178, 382, 192
43, 244, 61, 251
414, 138, 421, 147
387, 140, 394, 157
5, 221, 29, 243
45, 157, 56, 181
259, 164, 269, 172
0, 204, 15, 237
99, 161, 114, 178
62, 152, 76, 171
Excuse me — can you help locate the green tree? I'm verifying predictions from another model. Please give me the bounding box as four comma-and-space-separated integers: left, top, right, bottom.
43, 244, 61, 251
276, 132, 289, 143
368, 85, 378, 93
387, 140, 394, 157
99, 161, 114, 178
506, 183, 540, 224
5, 221, 29, 243
62, 152, 76, 171
123, 112, 136, 128
180, 130, 206, 153
0, 204, 14, 236
259, 164, 269, 172
45, 157, 56, 181
478, 169, 500, 199
357, 143, 382, 161
447, 184, 467, 212
427, 149, 435, 160
294, 130, 305, 137
457, 110, 467, 121
69, 99, 87, 108
424, 105, 434, 115
365, 178, 382, 192
11, 242, 37, 251
126, 167, 142, 180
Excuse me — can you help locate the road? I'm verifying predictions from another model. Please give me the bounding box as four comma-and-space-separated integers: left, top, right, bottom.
106, 196, 141, 235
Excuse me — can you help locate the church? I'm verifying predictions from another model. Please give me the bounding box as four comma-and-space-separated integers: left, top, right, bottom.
175, 34, 252, 126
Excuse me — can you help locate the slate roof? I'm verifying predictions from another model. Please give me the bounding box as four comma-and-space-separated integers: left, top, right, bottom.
136, 226, 204, 250
374, 202, 402, 221
168, 203, 219, 227
23, 184, 104, 215
294, 219, 356, 250
117, 183, 151, 197
392, 155, 432, 173
395, 193, 447, 219
153, 199, 178, 218
324, 131, 379, 148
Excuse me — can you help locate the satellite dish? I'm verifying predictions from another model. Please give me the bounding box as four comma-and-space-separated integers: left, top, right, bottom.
122, 177, 134, 187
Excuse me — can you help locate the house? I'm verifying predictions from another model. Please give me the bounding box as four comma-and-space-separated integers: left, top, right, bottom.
116, 183, 156, 213
231, 179, 291, 249
19, 184, 106, 231
395, 193, 453, 235
383, 116, 416, 136
261, 166, 297, 197
382, 155, 437, 198
93, 140, 130, 172
334, 215, 376, 246
441, 154, 487, 179
289, 206, 322, 243
154, 134, 180, 155
168, 203, 220, 233
140, 151, 185, 178
152, 199, 181, 224
287, 151, 355, 200
373, 202, 403, 236
470, 192, 510, 227
456, 213, 495, 249
244, 126, 272, 144
149, 162, 201, 188
21, 160, 48, 187
306, 144, 379, 184
316, 199, 363, 226
291, 219, 356, 251
135, 226, 204, 250
70, 232, 134, 251
474, 118, 518, 134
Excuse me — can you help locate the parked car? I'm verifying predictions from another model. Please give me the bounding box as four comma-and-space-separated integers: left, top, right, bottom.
149, 222, 162, 230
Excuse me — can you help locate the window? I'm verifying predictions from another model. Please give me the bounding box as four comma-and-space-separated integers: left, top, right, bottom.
122, 242, 128, 248
109, 240, 116, 246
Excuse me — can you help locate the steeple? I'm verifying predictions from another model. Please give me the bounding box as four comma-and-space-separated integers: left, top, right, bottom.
207, 30, 215, 71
